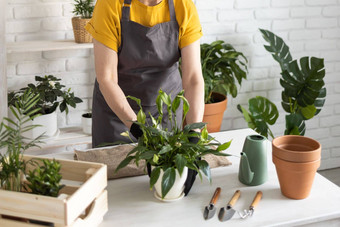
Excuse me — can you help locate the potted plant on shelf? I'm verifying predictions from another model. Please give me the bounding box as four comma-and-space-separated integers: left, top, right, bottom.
72, 0, 94, 43
8, 75, 83, 139
115, 90, 232, 201
237, 28, 326, 200
81, 111, 92, 135
201, 40, 248, 132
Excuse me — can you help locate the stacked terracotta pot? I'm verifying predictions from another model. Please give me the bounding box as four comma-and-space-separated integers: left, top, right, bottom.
272, 135, 321, 199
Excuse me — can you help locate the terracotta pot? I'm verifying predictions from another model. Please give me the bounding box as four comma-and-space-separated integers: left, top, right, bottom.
272, 135, 321, 162
273, 155, 320, 199
203, 93, 227, 133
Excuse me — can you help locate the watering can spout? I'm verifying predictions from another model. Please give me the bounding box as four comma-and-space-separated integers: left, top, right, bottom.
239, 152, 255, 184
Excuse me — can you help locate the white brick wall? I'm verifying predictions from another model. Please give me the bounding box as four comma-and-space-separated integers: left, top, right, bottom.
0, 0, 7, 123
4, 0, 340, 169
195, 0, 340, 170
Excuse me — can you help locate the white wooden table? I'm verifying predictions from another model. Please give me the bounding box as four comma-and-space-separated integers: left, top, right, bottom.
43, 128, 340, 227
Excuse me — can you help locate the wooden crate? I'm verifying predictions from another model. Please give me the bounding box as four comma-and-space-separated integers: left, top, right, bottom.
0, 155, 108, 227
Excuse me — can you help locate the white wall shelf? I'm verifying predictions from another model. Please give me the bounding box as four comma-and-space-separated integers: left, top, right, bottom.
7, 40, 93, 53
25, 127, 92, 156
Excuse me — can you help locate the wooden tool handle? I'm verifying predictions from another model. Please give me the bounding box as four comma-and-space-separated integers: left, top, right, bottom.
228, 190, 241, 207
250, 191, 263, 209
210, 187, 221, 205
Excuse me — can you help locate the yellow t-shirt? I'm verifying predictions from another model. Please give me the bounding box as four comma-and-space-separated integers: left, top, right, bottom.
85, 0, 203, 52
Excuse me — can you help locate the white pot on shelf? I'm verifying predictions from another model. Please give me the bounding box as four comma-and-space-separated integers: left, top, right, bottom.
153, 166, 188, 201
8, 109, 58, 139
81, 113, 92, 135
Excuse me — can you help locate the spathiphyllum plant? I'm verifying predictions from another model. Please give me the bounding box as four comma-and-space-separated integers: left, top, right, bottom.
115, 90, 232, 199
237, 29, 326, 139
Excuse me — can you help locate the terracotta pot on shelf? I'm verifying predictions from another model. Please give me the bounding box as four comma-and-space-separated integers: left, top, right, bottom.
203, 92, 227, 133
272, 135, 322, 200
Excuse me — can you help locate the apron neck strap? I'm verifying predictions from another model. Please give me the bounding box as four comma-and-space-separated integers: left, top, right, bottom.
122, 0, 177, 22
122, 0, 132, 21
168, 0, 176, 22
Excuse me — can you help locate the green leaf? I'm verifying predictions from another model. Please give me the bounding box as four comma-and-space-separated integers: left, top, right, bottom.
159, 144, 172, 154
175, 154, 187, 176
196, 160, 211, 183
127, 96, 142, 109
171, 96, 181, 114
280, 57, 325, 109
184, 122, 206, 132
201, 126, 208, 140
285, 113, 306, 136
259, 28, 292, 71
216, 140, 232, 152
115, 156, 134, 173
153, 154, 159, 164
149, 167, 161, 190
137, 109, 146, 124
139, 150, 157, 159
300, 105, 317, 120
161, 167, 176, 198
238, 96, 278, 139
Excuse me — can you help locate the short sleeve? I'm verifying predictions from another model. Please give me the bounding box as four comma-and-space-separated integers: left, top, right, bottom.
176, 0, 203, 49
85, 0, 122, 52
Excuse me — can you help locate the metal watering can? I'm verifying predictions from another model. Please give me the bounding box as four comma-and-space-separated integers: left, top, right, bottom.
238, 135, 268, 186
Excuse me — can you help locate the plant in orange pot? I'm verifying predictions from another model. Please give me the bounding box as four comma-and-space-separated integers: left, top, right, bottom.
201, 40, 248, 132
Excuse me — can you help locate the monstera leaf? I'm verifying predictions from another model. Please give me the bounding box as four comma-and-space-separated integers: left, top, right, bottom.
260, 29, 292, 71
285, 113, 306, 136
237, 96, 279, 139
280, 57, 326, 119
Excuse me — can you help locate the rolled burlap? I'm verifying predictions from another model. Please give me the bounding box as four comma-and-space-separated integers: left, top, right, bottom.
74, 144, 231, 179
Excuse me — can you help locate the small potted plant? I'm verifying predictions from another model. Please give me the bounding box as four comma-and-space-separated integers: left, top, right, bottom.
8, 75, 83, 139
81, 111, 92, 135
201, 40, 248, 132
115, 90, 231, 201
72, 0, 94, 43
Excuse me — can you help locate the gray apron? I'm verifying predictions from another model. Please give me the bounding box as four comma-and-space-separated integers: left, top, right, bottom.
92, 0, 183, 147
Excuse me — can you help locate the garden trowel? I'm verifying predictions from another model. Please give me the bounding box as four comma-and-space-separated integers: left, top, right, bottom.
218, 190, 241, 222
203, 187, 221, 220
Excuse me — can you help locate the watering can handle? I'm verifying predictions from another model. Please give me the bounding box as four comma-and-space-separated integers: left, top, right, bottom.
250, 191, 263, 209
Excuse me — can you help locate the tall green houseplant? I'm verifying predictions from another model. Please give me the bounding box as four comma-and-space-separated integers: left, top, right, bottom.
237, 29, 326, 138
201, 40, 248, 104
